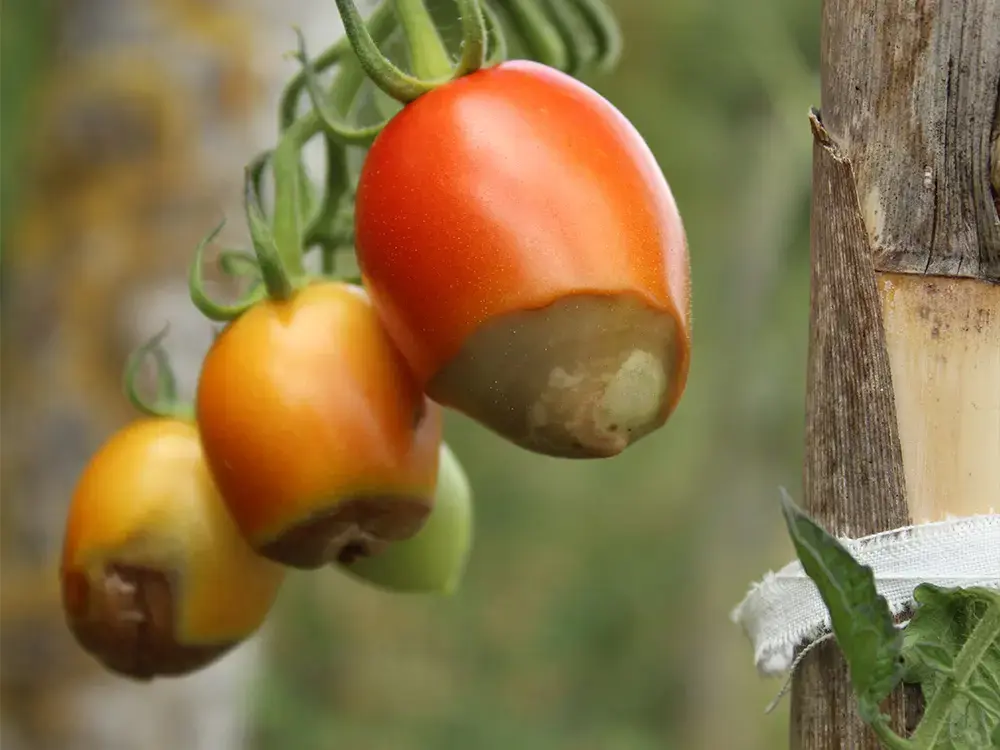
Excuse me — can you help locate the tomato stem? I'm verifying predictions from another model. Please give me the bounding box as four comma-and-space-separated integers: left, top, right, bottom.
302, 46, 367, 276
392, 0, 453, 80
270, 137, 307, 281
244, 166, 298, 300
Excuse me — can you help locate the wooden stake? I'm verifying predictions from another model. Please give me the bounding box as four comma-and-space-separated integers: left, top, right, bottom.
792, 1, 1000, 747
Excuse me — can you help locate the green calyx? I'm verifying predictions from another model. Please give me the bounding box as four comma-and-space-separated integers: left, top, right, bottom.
189, 149, 309, 323
342, 442, 474, 595
188, 220, 267, 322
122, 326, 194, 422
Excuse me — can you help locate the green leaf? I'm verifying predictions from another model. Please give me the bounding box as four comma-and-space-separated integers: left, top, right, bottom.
905, 641, 956, 678
904, 585, 1000, 749
779, 491, 904, 724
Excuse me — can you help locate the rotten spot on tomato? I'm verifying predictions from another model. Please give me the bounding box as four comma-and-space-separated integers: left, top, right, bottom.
259, 493, 432, 569
428, 293, 678, 457
62, 565, 234, 681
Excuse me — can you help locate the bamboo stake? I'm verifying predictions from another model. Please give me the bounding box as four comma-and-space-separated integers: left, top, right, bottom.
792, 0, 1000, 747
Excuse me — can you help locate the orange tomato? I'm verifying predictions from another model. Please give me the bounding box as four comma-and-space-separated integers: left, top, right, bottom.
355, 60, 691, 459
195, 281, 442, 569
61, 418, 285, 680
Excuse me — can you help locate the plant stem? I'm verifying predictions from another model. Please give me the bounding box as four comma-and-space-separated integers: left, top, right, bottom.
870, 717, 916, 750
392, 0, 453, 79
314, 58, 363, 275
269, 113, 325, 278
909, 600, 1000, 747
271, 143, 304, 278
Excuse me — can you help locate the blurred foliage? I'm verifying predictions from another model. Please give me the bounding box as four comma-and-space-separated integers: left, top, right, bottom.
1, 0, 820, 748
0, 0, 57, 257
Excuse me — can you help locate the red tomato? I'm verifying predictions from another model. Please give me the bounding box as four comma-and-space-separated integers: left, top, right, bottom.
355, 60, 691, 459
61, 418, 285, 680
195, 282, 442, 569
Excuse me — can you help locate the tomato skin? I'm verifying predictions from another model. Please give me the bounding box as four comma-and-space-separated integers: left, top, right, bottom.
61, 418, 285, 680
195, 281, 442, 568
355, 59, 691, 400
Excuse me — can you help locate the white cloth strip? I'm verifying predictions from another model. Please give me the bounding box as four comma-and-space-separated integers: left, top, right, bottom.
731, 513, 1000, 676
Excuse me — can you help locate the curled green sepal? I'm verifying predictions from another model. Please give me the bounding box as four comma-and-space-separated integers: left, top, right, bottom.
218, 249, 265, 299
493, 0, 567, 71
544, 0, 599, 76
295, 29, 392, 145
571, 0, 622, 72
278, 0, 396, 130
451, 0, 488, 78
122, 325, 193, 421
247, 150, 272, 212
189, 220, 267, 322
243, 166, 297, 300
280, 44, 347, 131
334, 0, 438, 103
217, 249, 261, 280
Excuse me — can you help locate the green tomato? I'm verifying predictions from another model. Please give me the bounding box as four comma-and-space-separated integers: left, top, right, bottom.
343, 442, 473, 594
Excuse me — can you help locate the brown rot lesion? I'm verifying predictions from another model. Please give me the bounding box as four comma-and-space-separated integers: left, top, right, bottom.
258, 493, 433, 569
62, 564, 234, 681
427, 292, 682, 458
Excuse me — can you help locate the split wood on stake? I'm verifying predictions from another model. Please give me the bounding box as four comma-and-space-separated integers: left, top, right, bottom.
795, 1, 1000, 748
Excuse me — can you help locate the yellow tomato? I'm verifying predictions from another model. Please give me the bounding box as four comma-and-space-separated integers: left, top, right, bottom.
61, 418, 286, 680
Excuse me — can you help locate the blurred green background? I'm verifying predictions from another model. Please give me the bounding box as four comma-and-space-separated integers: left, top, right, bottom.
1, 0, 819, 748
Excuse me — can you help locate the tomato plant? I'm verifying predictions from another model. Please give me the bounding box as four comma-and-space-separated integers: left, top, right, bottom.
196, 281, 443, 569
57, 0, 671, 684
354, 59, 691, 459
61, 417, 286, 680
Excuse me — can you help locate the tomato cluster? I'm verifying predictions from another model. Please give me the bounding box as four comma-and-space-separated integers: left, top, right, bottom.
60, 0, 690, 682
